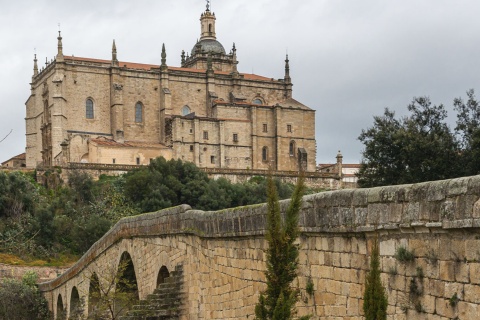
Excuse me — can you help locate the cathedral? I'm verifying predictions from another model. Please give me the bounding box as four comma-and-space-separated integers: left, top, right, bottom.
26, 5, 316, 172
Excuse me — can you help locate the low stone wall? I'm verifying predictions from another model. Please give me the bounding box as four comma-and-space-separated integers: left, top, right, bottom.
37, 163, 343, 189
0, 264, 68, 283
39, 175, 480, 319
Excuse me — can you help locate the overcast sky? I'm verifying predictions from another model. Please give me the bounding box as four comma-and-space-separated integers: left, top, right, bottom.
1, 0, 480, 165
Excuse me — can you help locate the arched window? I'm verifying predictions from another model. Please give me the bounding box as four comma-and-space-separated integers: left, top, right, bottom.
86, 98, 94, 119
181, 105, 191, 116
135, 102, 143, 123
289, 140, 296, 156
209, 24, 212, 33
252, 98, 263, 105
262, 146, 268, 162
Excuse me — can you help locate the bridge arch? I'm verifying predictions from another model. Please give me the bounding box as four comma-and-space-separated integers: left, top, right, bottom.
116, 251, 138, 295
156, 265, 170, 287
69, 286, 81, 319
56, 293, 65, 320
88, 272, 101, 315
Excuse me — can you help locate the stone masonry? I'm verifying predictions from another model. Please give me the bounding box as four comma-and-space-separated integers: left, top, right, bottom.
39, 175, 480, 319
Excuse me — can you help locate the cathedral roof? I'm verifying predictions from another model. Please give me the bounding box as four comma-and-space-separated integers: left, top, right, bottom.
191, 39, 226, 55
63, 56, 275, 81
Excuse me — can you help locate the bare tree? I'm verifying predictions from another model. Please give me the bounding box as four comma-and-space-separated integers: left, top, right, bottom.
0, 129, 12, 144
82, 256, 139, 320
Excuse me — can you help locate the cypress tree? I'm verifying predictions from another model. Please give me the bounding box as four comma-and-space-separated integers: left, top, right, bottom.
255, 174, 307, 320
363, 237, 388, 320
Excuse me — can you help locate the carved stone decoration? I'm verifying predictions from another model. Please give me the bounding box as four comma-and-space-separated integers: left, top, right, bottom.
42, 82, 49, 97
113, 83, 123, 90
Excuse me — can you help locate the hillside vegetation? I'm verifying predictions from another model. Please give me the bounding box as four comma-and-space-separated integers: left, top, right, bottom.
0, 157, 314, 264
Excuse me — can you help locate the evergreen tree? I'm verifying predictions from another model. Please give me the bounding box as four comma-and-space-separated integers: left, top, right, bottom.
255, 174, 308, 320
363, 237, 388, 320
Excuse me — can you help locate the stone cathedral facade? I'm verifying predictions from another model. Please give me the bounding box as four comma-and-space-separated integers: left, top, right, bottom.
26, 6, 316, 172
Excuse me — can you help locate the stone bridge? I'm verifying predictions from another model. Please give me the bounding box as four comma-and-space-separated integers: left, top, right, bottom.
39, 175, 480, 319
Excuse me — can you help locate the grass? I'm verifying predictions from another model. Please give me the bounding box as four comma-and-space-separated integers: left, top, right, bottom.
395, 246, 415, 262
0, 253, 78, 267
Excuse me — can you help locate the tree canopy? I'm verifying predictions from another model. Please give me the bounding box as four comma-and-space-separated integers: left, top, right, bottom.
0, 158, 310, 261
357, 90, 480, 187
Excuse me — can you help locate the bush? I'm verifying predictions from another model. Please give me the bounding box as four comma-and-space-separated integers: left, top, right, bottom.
395, 246, 415, 262
0, 272, 51, 319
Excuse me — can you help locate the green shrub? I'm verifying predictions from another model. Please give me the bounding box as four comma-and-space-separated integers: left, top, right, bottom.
363, 237, 388, 320
395, 246, 415, 262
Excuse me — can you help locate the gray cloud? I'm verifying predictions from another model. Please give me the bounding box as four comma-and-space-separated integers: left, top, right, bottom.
2, 0, 480, 165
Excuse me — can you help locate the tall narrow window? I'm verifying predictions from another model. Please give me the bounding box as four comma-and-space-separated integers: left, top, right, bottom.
287, 124, 292, 133
203, 131, 209, 140
86, 98, 94, 119
135, 102, 143, 123
289, 140, 296, 156
262, 123, 268, 133
233, 133, 238, 142
211, 155, 215, 164
136, 157, 140, 165
262, 146, 268, 162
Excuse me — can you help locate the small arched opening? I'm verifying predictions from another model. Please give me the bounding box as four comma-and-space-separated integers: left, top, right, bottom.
252, 98, 263, 105
181, 105, 191, 116
262, 146, 268, 162
56, 294, 66, 320
156, 266, 170, 287
70, 286, 82, 319
85, 98, 94, 119
115, 251, 139, 316
88, 273, 101, 315
135, 102, 143, 123
289, 140, 296, 157
208, 23, 212, 33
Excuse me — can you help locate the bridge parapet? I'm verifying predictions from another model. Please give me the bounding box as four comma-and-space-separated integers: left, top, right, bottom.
39, 175, 480, 319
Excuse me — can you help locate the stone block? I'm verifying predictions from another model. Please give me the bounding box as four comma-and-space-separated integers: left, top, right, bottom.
435, 297, 458, 319
380, 239, 396, 257
464, 283, 480, 303
439, 261, 455, 282
470, 263, 480, 284
457, 301, 480, 319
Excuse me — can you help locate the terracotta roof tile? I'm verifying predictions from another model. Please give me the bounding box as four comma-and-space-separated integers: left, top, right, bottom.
64, 56, 277, 81
65, 56, 158, 70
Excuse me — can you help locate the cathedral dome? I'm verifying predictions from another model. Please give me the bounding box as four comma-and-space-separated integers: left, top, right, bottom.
191, 39, 226, 55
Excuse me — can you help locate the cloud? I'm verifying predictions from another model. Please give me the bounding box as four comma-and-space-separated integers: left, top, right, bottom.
2, 0, 480, 165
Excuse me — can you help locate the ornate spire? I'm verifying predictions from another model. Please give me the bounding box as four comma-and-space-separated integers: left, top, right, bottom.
112, 39, 119, 66
181, 50, 186, 65
206, 0, 210, 11
231, 43, 238, 75
33, 53, 38, 76
284, 54, 291, 84
56, 30, 64, 62
284, 54, 292, 98
161, 43, 167, 71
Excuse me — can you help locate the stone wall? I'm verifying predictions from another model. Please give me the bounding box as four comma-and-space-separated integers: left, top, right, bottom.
37, 163, 342, 189
0, 264, 68, 283
39, 175, 480, 319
